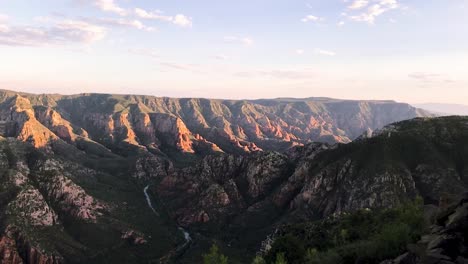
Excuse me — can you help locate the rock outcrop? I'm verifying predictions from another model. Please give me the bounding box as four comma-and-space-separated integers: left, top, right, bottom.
0, 225, 63, 264
382, 194, 468, 264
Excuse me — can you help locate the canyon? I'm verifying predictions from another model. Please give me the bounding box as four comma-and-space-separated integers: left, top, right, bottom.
2, 89, 467, 263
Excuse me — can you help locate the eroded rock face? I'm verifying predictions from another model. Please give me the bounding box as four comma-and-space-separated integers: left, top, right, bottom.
34, 107, 79, 143
0, 228, 23, 264
287, 160, 419, 218
0, 226, 63, 264
30, 159, 106, 222
150, 113, 196, 153
0, 95, 58, 148
7, 187, 59, 226
157, 152, 293, 227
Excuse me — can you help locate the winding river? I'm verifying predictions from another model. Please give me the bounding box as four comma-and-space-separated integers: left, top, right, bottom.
143, 185, 192, 253
143, 185, 160, 216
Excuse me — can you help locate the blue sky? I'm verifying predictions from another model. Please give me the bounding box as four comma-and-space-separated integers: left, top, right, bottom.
0, 0, 467, 103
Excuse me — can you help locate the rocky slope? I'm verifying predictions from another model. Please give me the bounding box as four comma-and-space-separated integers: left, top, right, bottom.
0, 89, 430, 159
0, 137, 184, 264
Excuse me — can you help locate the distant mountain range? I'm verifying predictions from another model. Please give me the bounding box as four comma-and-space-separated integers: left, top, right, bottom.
414, 103, 468, 116
0, 89, 431, 160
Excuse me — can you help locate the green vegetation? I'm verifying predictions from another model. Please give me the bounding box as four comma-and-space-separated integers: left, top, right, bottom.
252, 255, 267, 264
264, 235, 305, 264
203, 244, 229, 264
199, 199, 426, 264
273, 253, 287, 264
262, 198, 426, 264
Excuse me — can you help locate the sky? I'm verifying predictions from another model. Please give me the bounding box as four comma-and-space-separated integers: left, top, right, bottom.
0, 0, 467, 104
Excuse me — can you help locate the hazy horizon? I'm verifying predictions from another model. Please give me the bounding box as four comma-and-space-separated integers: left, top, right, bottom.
1, 0, 467, 103
2, 87, 467, 106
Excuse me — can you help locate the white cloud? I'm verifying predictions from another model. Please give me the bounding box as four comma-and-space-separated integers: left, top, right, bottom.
55, 20, 105, 42
301, 15, 322, 23
92, 0, 127, 16
379, 0, 398, 9
347, 0, 400, 24
134, 8, 173, 22
173, 14, 193, 28
349, 4, 385, 23
348, 0, 369, 10
314, 48, 336, 56
96, 18, 155, 31
77, 2, 193, 28
134, 8, 157, 19
338, 21, 345, 26
0, 19, 105, 46
134, 8, 192, 28
224, 36, 253, 46
296, 49, 305, 55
